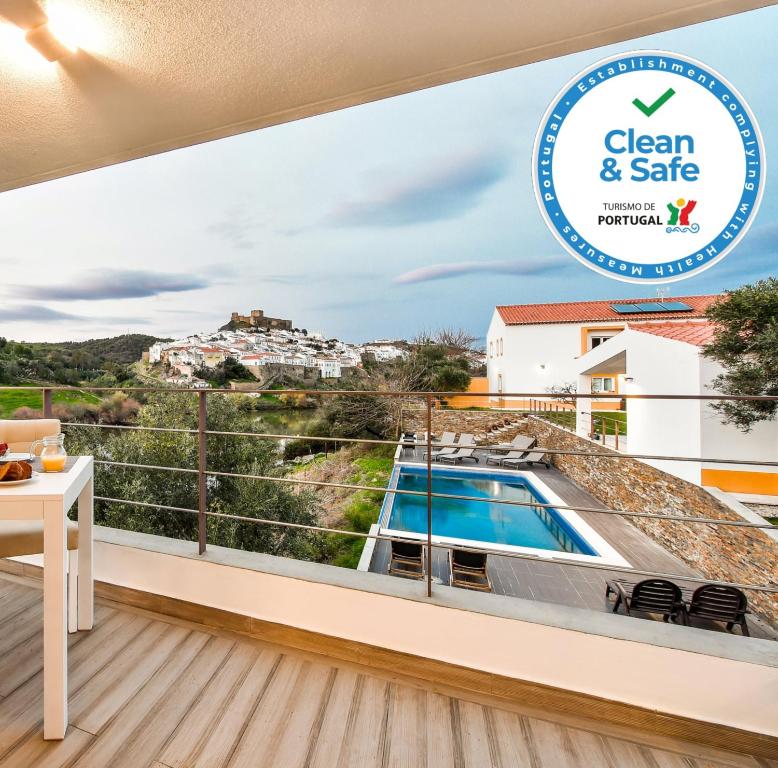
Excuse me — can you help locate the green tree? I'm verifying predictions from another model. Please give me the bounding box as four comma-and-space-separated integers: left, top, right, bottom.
703, 278, 778, 431
67, 392, 320, 558
319, 391, 394, 439
194, 356, 255, 386
395, 344, 471, 392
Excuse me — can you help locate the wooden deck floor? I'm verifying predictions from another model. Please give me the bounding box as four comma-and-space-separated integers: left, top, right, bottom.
0, 574, 770, 768
372, 455, 777, 640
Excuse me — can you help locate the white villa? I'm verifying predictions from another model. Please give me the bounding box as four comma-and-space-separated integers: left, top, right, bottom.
486, 295, 778, 500
576, 321, 778, 499
486, 295, 719, 405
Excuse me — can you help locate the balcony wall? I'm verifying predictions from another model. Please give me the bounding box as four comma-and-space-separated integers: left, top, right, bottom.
6, 526, 777, 740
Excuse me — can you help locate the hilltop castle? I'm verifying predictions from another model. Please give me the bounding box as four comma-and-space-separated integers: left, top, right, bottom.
228, 309, 292, 331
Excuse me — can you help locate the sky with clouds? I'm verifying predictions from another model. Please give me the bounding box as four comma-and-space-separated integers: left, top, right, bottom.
1, 6, 777, 344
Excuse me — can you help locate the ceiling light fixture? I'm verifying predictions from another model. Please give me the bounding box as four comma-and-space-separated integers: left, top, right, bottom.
24, 21, 78, 62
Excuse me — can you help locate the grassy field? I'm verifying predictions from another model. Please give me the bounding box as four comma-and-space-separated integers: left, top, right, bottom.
330, 450, 395, 568
0, 388, 101, 418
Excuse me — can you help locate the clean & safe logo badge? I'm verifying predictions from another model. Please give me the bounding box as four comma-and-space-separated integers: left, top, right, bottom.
532, 51, 764, 283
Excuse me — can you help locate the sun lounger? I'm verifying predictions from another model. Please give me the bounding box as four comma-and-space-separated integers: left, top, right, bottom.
686, 584, 750, 636
437, 436, 477, 464
431, 434, 474, 462
449, 549, 491, 591
492, 435, 536, 453
423, 431, 456, 459
486, 448, 529, 466
437, 446, 478, 464
500, 451, 550, 469
388, 540, 425, 579
606, 578, 685, 623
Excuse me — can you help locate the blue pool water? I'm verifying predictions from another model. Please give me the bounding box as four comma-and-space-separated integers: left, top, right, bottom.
386, 466, 596, 555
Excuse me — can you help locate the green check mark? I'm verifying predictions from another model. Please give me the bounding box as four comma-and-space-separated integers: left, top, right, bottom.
632, 87, 675, 117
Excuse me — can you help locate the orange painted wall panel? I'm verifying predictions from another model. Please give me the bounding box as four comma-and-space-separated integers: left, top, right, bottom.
701, 469, 778, 496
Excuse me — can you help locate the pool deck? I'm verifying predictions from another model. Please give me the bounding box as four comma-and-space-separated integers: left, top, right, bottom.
368, 449, 777, 640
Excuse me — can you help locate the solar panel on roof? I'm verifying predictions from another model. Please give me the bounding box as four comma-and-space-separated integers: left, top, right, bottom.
610, 301, 695, 314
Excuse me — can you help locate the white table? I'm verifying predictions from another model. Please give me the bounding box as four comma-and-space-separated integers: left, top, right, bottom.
0, 456, 93, 740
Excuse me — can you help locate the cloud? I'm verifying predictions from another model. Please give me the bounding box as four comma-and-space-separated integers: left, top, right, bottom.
13, 269, 209, 301
312, 297, 402, 312
261, 271, 376, 285
394, 255, 571, 284
693, 221, 778, 283
321, 149, 511, 229
207, 208, 257, 250
0, 305, 85, 322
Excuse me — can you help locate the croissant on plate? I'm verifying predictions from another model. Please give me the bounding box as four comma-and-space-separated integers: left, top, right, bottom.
0, 461, 32, 482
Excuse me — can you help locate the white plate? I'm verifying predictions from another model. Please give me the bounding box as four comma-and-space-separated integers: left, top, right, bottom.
0, 453, 33, 463
0, 472, 37, 486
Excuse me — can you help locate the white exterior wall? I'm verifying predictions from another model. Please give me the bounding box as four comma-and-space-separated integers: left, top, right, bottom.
21, 530, 772, 738
698, 356, 778, 481
576, 331, 778, 490
486, 311, 586, 399
620, 333, 702, 484
576, 329, 702, 483
319, 360, 342, 378
149, 343, 164, 363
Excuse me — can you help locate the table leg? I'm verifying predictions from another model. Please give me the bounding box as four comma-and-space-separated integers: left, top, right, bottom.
67, 550, 77, 634
43, 499, 68, 740
77, 477, 94, 631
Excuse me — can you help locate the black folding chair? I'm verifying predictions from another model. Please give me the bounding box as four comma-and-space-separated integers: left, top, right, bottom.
388, 540, 425, 580
686, 584, 750, 636
449, 549, 491, 591
606, 578, 685, 623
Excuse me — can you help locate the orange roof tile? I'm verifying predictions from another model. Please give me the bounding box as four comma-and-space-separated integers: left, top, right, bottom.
629, 321, 716, 346
496, 294, 719, 325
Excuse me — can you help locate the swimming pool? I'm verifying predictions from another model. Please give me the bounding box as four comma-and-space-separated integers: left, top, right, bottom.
381, 465, 629, 565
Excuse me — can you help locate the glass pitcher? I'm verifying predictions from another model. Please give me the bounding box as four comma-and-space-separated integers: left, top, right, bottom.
31, 433, 67, 472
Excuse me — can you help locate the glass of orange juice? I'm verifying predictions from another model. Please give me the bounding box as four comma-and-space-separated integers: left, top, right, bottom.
31, 434, 68, 472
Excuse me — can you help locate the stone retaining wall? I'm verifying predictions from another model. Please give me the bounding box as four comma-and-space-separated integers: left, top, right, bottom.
401, 408, 527, 442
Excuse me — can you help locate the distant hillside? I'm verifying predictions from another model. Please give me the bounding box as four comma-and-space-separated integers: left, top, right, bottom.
0, 334, 166, 387
38, 334, 164, 364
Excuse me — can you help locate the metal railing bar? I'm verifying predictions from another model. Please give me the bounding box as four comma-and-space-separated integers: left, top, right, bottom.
203, 508, 379, 538
404, 441, 778, 467
94, 460, 199, 474
203, 467, 776, 529
198, 390, 207, 554
91, 497, 777, 593
205, 429, 397, 446
83, 459, 777, 529
94, 496, 198, 514
62, 422, 197, 434
5, 384, 778, 400
426, 393, 433, 598
62, 420, 778, 467
206, 468, 412, 495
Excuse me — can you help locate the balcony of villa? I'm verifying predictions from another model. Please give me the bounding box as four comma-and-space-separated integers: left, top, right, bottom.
0, 385, 776, 767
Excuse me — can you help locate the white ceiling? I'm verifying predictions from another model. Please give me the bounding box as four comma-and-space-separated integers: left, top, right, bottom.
0, 0, 771, 193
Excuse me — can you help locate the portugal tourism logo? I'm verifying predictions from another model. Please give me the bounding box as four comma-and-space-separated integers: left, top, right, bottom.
532, 51, 765, 283
666, 197, 698, 233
